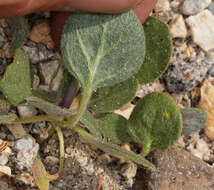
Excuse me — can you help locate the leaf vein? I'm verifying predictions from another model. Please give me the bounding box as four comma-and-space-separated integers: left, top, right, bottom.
91, 22, 108, 83
76, 30, 91, 73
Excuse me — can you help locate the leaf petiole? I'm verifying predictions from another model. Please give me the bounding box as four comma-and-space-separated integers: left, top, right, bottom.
51, 124, 65, 176
74, 126, 156, 171
65, 85, 92, 128
0, 115, 57, 124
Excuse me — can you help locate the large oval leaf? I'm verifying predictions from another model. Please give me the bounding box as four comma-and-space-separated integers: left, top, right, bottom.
135, 17, 172, 84
61, 11, 145, 90
128, 92, 182, 156
89, 77, 138, 112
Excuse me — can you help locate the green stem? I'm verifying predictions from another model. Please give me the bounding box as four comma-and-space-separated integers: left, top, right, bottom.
46, 124, 65, 181
2, 115, 57, 124
65, 85, 92, 128
140, 139, 152, 157
74, 125, 94, 141
54, 125, 64, 175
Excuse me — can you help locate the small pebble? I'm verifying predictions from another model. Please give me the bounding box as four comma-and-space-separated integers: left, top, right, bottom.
22, 41, 59, 64
208, 2, 214, 14
97, 154, 112, 165
170, 14, 187, 39
164, 43, 213, 93
14, 136, 34, 151
0, 153, 8, 165
186, 10, 214, 52
50, 65, 64, 91
29, 21, 54, 49
6, 124, 27, 139
45, 156, 59, 166
17, 105, 38, 118
0, 165, 11, 176
155, 0, 170, 13
181, 0, 211, 15
39, 60, 59, 85
121, 163, 137, 179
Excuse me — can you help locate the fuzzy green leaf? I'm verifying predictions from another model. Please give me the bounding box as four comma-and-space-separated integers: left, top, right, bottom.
96, 113, 131, 144
61, 11, 145, 90
8, 16, 29, 52
135, 17, 171, 84
0, 49, 32, 105
181, 108, 207, 135
128, 92, 182, 155
80, 111, 102, 139
26, 96, 75, 121
89, 77, 138, 112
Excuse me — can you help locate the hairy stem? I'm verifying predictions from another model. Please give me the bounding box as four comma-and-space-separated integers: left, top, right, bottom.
65, 84, 92, 128
54, 125, 65, 175
4, 115, 57, 124
45, 124, 65, 180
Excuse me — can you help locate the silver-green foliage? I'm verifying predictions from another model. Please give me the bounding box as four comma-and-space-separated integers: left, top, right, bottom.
0, 49, 32, 105
89, 77, 138, 112
61, 11, 145, 91
96, 113, 131, 144
0, 12, 184, 178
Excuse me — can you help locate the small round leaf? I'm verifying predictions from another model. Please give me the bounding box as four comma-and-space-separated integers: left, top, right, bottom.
89, 77, 138, 112
97, 113, 131, 144
128, 92, 182, 154
135, 17, 172, 84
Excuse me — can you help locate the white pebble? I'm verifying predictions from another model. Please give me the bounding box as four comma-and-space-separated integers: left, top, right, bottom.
181, 0, 211, 15
186, 10, 214, 52
0, 154, 8, 165
15, 137, 34, 151
170, 14, 187, 38
155, 0, 170, 12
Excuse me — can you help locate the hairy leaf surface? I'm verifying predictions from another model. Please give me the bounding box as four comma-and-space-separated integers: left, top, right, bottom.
136, 17, 171, 84
61, 11, 145, 90
97, 113, 131, 144
8, 16, 29, 52
80, 111, 102, 139
128, 92, 182, 155
0, 49, 32, 105
89, 77, 138, 112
